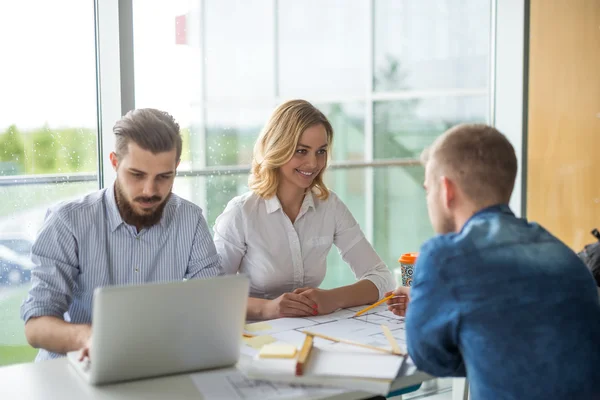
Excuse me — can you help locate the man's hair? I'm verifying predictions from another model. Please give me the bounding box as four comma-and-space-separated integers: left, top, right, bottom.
249, 99, 334, 200
113, 108, 182, 161
421, 123, 517, 205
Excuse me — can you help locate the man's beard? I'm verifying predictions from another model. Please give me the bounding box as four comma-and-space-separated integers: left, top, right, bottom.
114, 181, 171, 229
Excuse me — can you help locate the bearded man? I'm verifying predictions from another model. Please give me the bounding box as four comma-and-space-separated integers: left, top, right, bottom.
21, 108, 222, 362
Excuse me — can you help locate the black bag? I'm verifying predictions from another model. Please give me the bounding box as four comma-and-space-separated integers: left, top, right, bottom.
577, 229, 600, 287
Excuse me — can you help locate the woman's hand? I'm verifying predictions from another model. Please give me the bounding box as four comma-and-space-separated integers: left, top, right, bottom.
264, 292, 318, 319
293, 287, 339, 315
386, 287, 411, 317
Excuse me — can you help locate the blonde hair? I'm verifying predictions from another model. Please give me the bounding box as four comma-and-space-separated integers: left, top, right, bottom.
249, 99, 334, 200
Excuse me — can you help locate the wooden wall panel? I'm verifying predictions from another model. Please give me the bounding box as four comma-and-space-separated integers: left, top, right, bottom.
527, 0, 600, 250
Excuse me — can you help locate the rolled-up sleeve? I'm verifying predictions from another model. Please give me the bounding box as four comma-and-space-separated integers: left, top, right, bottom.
185, 212, 224, 279
20, 209, 80, 322
405, 243, 465, 377
332, 195, 394, 299
213, 199, 246, 275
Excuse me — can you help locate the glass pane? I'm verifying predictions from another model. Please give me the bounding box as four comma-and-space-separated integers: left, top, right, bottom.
205, 0, 274, 104
133, 0, 203, 120
374, 95, 489, 159
173, 174, 249, 232
321, 169, 367, 289
373, 165, 431, 271
198, 106, 271, 223
317, 102, 365, 162
373, 96, 488, 272
0, 182, 98, 366
0, 0, 98, 367
278, 0, 368, 97
374, 0, 491, 91
205, 107, 273, 167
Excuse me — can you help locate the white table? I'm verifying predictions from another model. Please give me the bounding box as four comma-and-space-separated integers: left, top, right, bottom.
0, 357, 431, 400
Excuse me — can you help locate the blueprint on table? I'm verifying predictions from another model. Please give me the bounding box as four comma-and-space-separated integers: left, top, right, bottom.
243, 304, 406, 357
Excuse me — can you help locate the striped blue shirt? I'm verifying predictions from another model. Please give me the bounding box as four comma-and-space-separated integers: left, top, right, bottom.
20, 185, 223, 361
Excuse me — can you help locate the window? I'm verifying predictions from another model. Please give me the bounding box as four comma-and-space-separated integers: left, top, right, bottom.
0, 0, 98, 366
278, 0, 369, 98
374, 0, 491, 92
372, 0, 491, 269
131, 0, 491, 289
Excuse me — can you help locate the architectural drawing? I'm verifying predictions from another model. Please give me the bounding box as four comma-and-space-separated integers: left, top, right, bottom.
190, 369, 344, 400
243, 304, 407, 356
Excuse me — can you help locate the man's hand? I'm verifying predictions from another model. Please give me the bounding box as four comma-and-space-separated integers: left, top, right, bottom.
78, 334, 92, 362
76, 324, 92, 362
264, 292, 318, 319
386, 286, 411, 317
293, 287, 339, 315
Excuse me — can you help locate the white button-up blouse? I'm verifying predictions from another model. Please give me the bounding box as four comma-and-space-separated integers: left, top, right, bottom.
213, 190, 394, 300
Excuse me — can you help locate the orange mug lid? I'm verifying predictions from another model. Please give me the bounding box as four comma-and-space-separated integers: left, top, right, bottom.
398, 252, 418, 264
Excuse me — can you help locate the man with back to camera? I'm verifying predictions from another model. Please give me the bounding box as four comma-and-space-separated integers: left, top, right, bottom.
386, 124, 600, 399
21, 108, 223, 362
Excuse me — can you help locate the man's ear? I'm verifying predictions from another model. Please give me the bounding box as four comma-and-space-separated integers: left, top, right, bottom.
109, 152, 119, 171
440, 176, 456, 210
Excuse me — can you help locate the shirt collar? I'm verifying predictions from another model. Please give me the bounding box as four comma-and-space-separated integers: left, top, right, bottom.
462, 203, 514, 232
105, 184, 124, 232
302, 191, 315, 211
264, 191, 316, 214
265, 195, 282, 214
158, 197, 175, 228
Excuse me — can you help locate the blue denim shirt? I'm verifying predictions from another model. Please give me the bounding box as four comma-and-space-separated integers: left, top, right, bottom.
406, 205, 600, 400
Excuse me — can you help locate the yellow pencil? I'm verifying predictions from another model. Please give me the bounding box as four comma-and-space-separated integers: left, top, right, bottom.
354, 294, 395, 317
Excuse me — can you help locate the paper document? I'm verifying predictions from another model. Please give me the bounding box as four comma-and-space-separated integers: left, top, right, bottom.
346, 303, 389, 315
271, 329, 336, 350
308, 347, 403, 380
240, 302, 420, 396
244, 347, 405, 395
304, 318, 383, 341
303, 309, 357, 323
190, 368, 346, 400
354, 312, 406, 330
245, 318, 318, 335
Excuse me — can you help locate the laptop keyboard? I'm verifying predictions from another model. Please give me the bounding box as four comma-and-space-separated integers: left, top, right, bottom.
68, 351, 91, 374
81, 358, 91, 372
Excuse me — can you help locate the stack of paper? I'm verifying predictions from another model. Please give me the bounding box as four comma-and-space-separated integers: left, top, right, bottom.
241, 346, 406, 395
239, 305, 409, 395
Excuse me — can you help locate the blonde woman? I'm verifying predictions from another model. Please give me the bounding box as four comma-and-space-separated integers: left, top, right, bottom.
214, 100, 394, 320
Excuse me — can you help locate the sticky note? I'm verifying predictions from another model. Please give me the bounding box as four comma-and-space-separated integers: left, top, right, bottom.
242, 335, 277, 349
259, 343, 298, 359
245, 322, 273, 332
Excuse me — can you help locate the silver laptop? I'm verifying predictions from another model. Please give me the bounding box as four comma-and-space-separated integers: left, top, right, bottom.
67, 274, 249, 385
